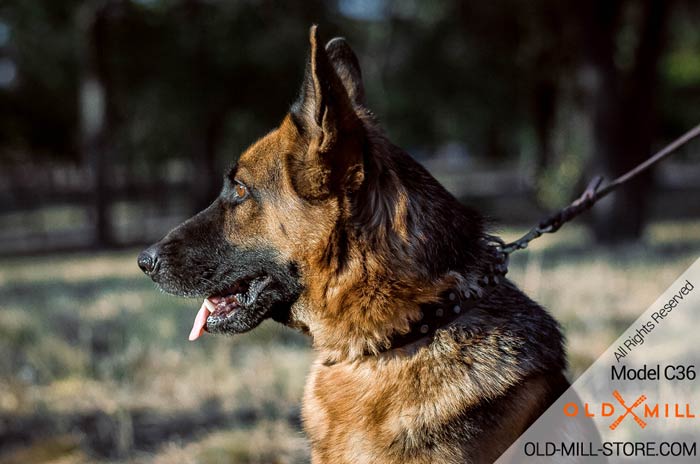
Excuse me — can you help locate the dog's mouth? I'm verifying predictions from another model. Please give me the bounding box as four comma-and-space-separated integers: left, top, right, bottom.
189, 275, 273, 340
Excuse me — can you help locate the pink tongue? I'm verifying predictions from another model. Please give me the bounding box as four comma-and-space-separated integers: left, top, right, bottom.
188, 300, 213, 341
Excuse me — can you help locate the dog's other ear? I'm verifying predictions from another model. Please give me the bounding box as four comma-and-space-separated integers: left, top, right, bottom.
289, 25, 364, 201
325, 37, 365, 106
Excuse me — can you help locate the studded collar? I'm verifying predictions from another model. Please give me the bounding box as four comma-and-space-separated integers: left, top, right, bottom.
374, 248, 509, 355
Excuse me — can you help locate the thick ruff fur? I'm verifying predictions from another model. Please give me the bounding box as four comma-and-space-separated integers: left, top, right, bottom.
140, 26, 569, 464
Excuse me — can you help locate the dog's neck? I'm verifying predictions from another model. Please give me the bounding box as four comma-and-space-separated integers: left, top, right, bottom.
293, 240, 508, 364
378, 274, 503, 356
374, 257, 507, 355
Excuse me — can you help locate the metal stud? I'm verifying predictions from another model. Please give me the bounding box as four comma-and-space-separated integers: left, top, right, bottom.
449, 292, 456, 301
420, 324, 429, 334
453, 305, 461, 314
435, 307, 444, 317
418, 311, 424, 320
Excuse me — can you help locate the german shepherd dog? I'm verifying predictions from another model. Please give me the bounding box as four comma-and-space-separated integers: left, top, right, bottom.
138, 26, 569, 463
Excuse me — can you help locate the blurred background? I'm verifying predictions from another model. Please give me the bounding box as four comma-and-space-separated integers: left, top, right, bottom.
1, 0, 700, 462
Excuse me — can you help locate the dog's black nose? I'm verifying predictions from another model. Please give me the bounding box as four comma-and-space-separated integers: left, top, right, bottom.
137, 248, 159, 275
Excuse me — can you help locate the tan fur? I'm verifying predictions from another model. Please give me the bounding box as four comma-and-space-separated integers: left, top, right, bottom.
212, 27, 569, 463
227, 119, 564, 462
301, 329, 557, 464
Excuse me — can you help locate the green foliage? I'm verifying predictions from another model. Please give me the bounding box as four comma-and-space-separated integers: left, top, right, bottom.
0, 1, 83, 160
3, 0, 700, 168
536, 150, 584, 210
1, 0, 700, 243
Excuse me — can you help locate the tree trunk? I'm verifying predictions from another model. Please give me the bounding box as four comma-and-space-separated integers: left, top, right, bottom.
584, 0, 670, 244
184, 0, 224, 213
79, 2, 119, 248
533, 78, 558, 173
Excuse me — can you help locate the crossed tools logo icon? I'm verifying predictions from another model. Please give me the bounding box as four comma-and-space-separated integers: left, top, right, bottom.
609, 390, 648, 430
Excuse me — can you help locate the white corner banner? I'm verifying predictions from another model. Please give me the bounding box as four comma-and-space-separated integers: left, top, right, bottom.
497, 257, 700, 463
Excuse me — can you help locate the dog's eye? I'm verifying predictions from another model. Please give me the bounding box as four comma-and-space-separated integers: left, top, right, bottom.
233, 181, 248, 200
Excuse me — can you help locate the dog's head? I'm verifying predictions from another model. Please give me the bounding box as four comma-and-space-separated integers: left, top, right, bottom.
139, 26, 486, 355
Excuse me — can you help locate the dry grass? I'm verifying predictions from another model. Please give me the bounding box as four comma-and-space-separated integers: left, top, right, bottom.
1, 219, 699, 463
144, 421, 309, 464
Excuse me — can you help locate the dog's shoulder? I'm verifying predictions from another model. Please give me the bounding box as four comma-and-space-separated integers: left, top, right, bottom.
302, 280, 567, 463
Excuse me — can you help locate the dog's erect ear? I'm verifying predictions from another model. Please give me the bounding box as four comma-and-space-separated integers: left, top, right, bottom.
289, 25, 364, 201
325, 37, 365, 106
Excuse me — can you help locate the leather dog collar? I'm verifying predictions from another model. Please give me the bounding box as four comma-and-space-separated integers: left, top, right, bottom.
376, 247, 509, 354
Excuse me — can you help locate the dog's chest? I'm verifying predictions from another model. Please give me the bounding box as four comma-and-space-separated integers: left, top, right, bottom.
301, 358, 467, 464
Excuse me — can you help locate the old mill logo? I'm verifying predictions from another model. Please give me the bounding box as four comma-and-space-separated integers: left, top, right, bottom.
563, 390, 696, 430
609, 391, 647, 430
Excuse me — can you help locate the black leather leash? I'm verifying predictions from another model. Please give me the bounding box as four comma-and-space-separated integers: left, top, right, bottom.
379, 124, 700, 354
496, 123, 700, 258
